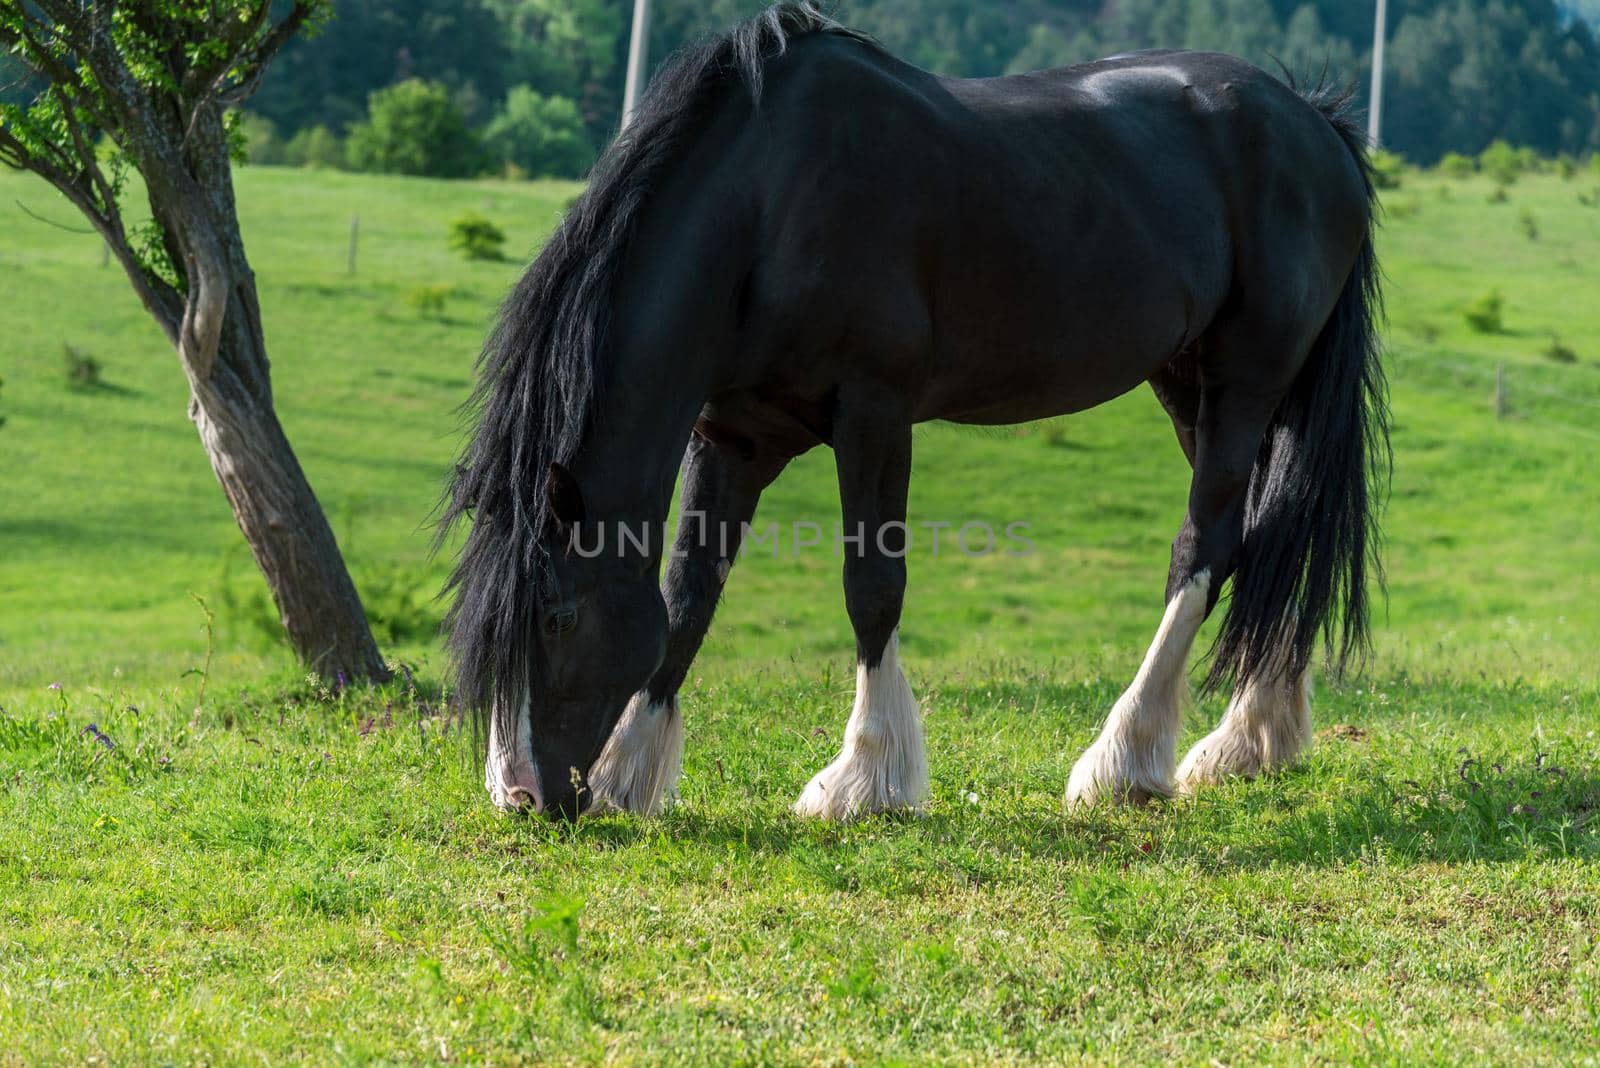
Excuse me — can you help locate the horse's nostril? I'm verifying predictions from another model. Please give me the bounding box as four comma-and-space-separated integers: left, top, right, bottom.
508, 786, 541, 813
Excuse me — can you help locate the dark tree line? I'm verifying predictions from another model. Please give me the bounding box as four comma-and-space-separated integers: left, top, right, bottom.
5, 2, 1599, 170
817, 0, 1600, 164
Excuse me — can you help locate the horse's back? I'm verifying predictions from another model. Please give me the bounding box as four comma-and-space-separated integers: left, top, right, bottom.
725, 36, 1370, 423
936, 48, 1371, 311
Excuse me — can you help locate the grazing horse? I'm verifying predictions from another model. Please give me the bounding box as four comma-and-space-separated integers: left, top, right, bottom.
440, 2, 1388, 820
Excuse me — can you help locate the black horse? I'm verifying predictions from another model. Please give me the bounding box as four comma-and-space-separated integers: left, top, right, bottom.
441, 2, 1388, 820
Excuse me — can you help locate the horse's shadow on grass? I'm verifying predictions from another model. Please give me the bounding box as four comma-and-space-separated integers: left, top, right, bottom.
563, 752, 1599, 878
495, 673, 1600, 875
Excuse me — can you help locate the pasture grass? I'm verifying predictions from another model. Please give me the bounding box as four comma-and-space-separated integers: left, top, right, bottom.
1, 164, 1599, 1061
2, 671, 1596, 1062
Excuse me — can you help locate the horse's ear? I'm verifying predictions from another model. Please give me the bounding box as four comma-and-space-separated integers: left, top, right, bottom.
546, 462, 586, 526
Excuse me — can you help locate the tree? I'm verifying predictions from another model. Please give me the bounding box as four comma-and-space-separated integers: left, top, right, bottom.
159, 0, 1600, 170
285, 124, 344, 169
252, 0, 511, 137
0, 1, 389, 684
448, 212, 508, 260
346, 78, 482, 177
235, 112, 287, 166
1277, 5, 1358, 85
484, 0, 625, 150
1563, 1, 1600, 26
484, 85, 591, 178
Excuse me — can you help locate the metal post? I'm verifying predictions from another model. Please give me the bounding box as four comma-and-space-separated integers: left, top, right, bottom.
622, 0, 653, 130
347, 215, 359, 276
1368, 0, 1388, 149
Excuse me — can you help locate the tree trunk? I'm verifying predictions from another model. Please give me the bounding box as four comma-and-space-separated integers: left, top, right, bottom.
191, 335, 390, 684
1, 4, 390, 684
137, 111, 390, 684
174, 192, 391, 685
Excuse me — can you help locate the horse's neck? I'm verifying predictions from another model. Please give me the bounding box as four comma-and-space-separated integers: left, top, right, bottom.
573, 218, 741, 529
572, 368, 707, 534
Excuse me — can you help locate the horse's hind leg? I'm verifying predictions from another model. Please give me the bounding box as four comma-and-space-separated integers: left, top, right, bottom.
794, 383, 928, 821
1149, 351, 1201, 467
1063, 572, 1210, 806
1067, 375, 1291, 807
1176, 659, 1312, 792
589, 433, 789, 815
1148, 356, 1316, 790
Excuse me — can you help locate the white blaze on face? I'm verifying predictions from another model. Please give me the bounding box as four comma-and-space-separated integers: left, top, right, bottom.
1065, 570, 1212, 807
485, 691, 540, 812
794, 629, 930, 821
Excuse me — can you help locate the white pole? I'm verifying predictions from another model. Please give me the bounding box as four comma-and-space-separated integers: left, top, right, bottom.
1368, 0, 1388, 149
622, 0, 653, 130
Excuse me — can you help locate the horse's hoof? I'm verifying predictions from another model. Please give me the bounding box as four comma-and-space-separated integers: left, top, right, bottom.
588, 694, 684, 816
793, 757, 926, 822
1175, 729, 1264, 793
1176, 672, 1312, 793
1065, 742, 1172, 808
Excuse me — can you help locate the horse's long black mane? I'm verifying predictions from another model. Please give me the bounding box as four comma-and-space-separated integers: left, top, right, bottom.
439, 2, 868, 724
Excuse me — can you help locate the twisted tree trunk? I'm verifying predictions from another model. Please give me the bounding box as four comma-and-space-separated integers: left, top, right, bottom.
153, 113, 391, 684
186, 282, 390, 684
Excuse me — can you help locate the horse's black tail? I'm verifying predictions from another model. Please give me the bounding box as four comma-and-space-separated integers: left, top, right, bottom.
1206, 88, 1391, 694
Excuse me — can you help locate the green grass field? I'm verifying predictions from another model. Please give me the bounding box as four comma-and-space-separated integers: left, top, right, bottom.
2, 163, 1598, 1063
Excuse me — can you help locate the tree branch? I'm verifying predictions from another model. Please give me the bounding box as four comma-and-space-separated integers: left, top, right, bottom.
7, 13, 90, 100
218, 2, 318, 108
0, 125, 182, 343
0, 105, 77, 180
0, 125, 86, 211
48, 80, 120, 219
4, 10, 120, 139
13, 198, 96, 233
18, 0, 93, 53
59, 1, 166, 143
180, 1, 270, 144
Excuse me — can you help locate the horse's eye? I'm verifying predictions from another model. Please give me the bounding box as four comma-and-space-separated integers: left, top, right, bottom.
547, 607, 577, 635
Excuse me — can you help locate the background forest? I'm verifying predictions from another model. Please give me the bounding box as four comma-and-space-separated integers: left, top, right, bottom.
7, 1, 1596, 178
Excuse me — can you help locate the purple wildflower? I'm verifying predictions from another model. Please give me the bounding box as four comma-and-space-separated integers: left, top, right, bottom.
81, 723, 116, 750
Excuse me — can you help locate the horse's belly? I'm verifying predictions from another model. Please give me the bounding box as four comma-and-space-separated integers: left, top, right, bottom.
912, 180, 1226, 425
922, 356, 1166, 425
918, 285, 1197, 425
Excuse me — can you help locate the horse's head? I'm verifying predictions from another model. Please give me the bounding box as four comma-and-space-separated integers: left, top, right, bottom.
521, 462, 668, 818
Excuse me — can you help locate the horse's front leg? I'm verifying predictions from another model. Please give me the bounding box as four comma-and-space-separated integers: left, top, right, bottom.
588, 432, 788, 815
794, 384, 929, 821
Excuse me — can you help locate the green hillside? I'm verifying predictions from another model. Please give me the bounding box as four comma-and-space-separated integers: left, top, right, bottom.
2, 165, 1598, 693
